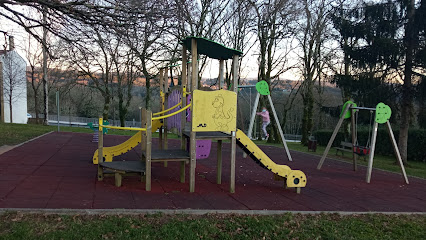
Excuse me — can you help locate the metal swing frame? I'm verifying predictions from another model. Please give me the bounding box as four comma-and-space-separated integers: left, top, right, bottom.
317, 103, 409, 184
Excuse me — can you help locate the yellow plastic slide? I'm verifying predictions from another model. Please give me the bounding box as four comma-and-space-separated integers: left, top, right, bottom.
93, 119, 162, 164
235, 129, 307, 188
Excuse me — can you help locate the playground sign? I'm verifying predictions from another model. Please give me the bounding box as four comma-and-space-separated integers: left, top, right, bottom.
192, 89, 237, 132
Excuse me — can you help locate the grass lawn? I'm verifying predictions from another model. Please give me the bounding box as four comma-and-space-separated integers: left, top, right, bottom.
1, 122, 425, 179
0, 212, 424, 240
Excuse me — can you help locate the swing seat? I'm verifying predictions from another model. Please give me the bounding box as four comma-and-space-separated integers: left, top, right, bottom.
353, 146, 370, 156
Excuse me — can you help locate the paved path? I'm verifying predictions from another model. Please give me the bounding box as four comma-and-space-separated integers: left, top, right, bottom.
0, 132, 424, 212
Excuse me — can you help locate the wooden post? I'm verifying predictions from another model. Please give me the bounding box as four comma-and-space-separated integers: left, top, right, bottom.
219, 59, 224, 89
140, 108, 145, 182
385, 121, 409, 184
114, 172, 122, 187
97, 117, 104, 181
232, 55, 239, 93
144, 108, 153, 191
351, 108, 357, 171
244, 92, 260, 158
189, 38, 198, 193
159, 69, 164, 150
180, 46, 188, 184
191, 38, 198, 90
163, 70, 168, 167
230, 54, 239, 193
230, 132, 236, 193
317, 103, 351, 169
366, 121, 378, 183
217, 140, 222, 184
189, 132, 196, 192
187, 61, 191, 92
181, 46, 188, 150
267, 94, 292, 161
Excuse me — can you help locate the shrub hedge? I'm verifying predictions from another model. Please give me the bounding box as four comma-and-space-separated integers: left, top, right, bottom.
314, 128, 426, 162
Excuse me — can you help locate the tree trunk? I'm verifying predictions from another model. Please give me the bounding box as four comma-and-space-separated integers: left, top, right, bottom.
42, 9, 48, 125
31, 68, 39, 120
9, 94, 12, 123
398, 0, 415, 163
118, 94, 127, 127
301, 82, 314, 145
145, 76, 151, 110
102, 95, 110, 120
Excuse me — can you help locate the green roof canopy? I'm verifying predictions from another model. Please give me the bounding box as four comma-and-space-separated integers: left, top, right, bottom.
180, 36, 243, 60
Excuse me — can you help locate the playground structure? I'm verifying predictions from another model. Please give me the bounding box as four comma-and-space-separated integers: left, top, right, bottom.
317, 101, 409, 184
94, 37, 307, 193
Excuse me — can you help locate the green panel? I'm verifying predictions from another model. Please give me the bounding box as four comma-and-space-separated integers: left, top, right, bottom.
180, 37, 243, 60
103, 120, 109, 134
255, 81, 270, 96
375, 102, 392, 124
340, 101, 357, 119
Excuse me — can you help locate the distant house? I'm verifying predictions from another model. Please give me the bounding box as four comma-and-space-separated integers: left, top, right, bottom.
0, 36, 27, 124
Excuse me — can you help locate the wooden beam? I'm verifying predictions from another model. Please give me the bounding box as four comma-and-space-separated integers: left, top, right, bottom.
159, 68, 164, 150
191, 38, 198, 90
230, 132, 236, 193
219, 59, 224, 89
144, 108, 152, 191
317, 103, 352, 169
164, 68, 168, 93
232, 55, 239, 93
163, 71, 168, 168
97, 117, 104, 181
159, 68, 164, 93
385, 121, 409, 184
189, 132, 196, 192
267, 94, 292, 161
189, 38, 198, 193
217, 140, 222, 184
181, 46, 187, 151
366, 121, 378, 183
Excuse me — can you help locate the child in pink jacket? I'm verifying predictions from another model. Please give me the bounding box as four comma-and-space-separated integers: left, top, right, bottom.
256, 107, 270, 140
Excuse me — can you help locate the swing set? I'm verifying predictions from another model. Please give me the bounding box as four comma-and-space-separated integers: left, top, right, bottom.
317, 101, 409, 184
352, 108, 373, 156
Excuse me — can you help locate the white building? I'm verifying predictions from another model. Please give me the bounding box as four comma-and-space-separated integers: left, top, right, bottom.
0, 36, 28, 124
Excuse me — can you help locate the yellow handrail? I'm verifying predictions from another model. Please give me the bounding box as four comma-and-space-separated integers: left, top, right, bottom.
99, 124, 146, 131
153, 101, 182, 116
152, 103, 191, 120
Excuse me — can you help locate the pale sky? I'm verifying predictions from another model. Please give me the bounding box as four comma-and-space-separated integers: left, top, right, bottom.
0, 13, 301, 82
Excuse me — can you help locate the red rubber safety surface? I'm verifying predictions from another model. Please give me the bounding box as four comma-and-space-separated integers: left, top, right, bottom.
0, 132, 424, 212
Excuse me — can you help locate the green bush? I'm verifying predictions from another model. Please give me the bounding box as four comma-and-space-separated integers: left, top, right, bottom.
314, 128, 426, 162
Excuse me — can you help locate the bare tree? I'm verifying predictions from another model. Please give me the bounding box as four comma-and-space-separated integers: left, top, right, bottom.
248, 0, 300, 142
116, 0, 173, 110
25, 33, 43, 121
64, 27, 116, 120
1, 50, 26, 123
297, 0, 331, 144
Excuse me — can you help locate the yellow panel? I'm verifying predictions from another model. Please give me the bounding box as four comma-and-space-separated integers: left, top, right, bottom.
286, 170, 307, 188
192, 89, 237, 132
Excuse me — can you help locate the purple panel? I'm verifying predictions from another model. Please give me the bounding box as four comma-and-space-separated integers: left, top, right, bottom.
166, 89, 182, 132
186, 139, 212, 159
196, 140, 212, 159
